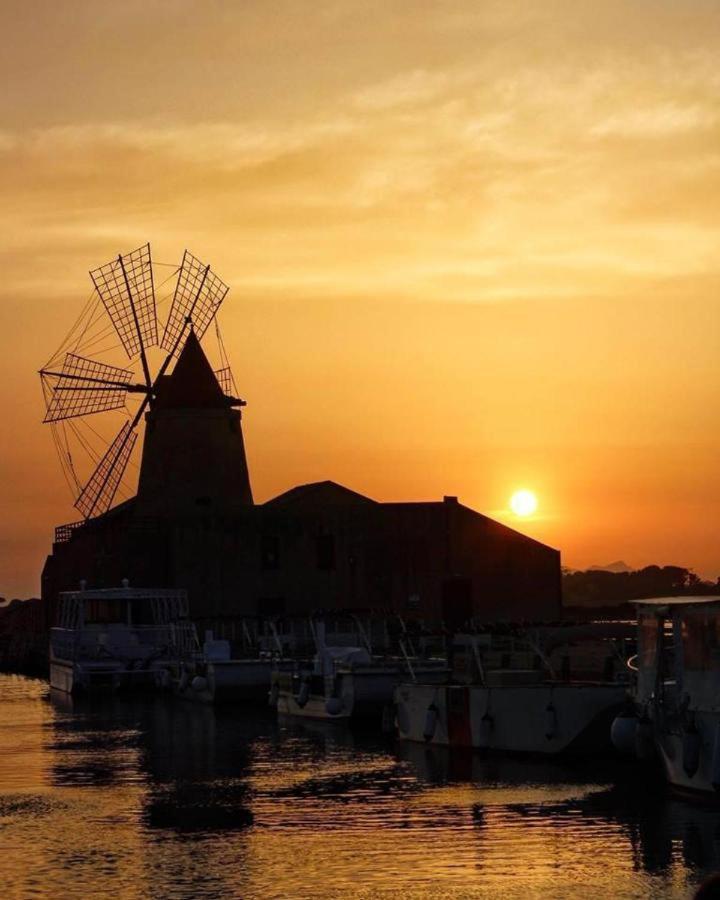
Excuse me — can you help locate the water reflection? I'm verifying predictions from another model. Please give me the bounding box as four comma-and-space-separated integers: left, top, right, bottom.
0, 675, 718, 898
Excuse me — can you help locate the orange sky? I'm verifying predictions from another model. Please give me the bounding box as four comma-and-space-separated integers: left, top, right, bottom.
1, 0, 719, 597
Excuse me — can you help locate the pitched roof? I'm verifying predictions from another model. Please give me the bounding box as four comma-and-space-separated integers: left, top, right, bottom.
263, 480, 376, 509
154, 331, 226, 409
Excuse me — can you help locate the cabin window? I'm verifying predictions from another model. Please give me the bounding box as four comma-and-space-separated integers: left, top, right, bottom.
84, 599, 127, 625
130, 600, 154, 626
681, 614, 720, 671
316, 535, 336, 571
638, 614, 660, 669
261, 535, 280, 570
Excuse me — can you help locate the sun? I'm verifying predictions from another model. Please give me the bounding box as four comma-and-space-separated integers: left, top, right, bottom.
510, 489, 538, 517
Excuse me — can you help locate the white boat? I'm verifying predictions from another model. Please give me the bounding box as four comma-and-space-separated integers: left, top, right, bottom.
611, 596, 720, 797
271, 622, 448, 722
175, 630, 293, 704
396, 631, 628, 754
50, 583, 196, 694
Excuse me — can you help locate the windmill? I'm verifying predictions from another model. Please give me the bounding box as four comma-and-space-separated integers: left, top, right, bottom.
40, 243, 242, 524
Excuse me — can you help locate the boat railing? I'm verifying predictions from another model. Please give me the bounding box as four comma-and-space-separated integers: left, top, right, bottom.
50, 623, 199, 663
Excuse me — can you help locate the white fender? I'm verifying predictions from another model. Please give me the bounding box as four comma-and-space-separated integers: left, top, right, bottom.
269, 680, 280, 708
191, 675, 208, 693
545, 703, 558, 740
611, 711, 638, 755
325, 696, 343, 716
296, 678, 310, 708
423, 703, 439, 742
479, 712, 494, 748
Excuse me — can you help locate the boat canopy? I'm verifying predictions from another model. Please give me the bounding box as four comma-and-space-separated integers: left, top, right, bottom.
634, 596, 720, 611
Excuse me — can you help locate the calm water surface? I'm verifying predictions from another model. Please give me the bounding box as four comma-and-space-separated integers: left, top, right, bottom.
0, 673, 718, 899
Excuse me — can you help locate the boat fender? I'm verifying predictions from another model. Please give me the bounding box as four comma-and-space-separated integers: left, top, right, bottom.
178, 670, 189, 693
191, 675, 208, 693
423, 703, 439, 742
479, 712, 494, 748
635, 714, 655, 760
682, 721, 702, 778
325, 696, 344, 716
710, 723, 720, 791
269, 680, 280, 709
545, 703, 558, 740
381, 704, 395, 734
296, 678, 310, 709
610, 708, 638, 755
395, 702, 410, 737
157, 668, 171, 690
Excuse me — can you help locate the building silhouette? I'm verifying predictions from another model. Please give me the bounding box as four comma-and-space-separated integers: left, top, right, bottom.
42, 336, 561, 626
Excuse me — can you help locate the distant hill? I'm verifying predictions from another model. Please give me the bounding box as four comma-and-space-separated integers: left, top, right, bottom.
562, 564, 718, 609
588, 561, 633, 574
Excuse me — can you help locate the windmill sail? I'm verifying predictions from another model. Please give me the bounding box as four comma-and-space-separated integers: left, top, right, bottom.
213, 366, 235, 396
43, 353, 135, 422
161, 250, 229, 358
90, 243, 158, 359
75, 421, 137, 519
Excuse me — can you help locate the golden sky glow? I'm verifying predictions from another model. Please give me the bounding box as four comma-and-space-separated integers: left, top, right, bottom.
1, 0, 719, 596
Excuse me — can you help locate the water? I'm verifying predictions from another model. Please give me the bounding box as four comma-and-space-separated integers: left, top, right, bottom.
0, 674, 717, 899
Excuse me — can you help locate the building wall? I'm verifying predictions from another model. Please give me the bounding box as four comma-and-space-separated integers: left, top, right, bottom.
42, 492, 561, 626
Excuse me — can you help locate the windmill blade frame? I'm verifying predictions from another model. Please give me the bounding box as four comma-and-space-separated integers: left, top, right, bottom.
74, 421, 138, 519
42, 242, 235, 523
89, 243, 158, 376
161, 250, 229, 359
41, 353, 142, 423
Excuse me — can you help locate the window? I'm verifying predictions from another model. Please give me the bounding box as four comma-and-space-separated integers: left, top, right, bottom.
261, 535, 280, 570
316, 534, 336, 571
681, 613, 720, 671
84, 599, 127, 625
638, 614, 660, 669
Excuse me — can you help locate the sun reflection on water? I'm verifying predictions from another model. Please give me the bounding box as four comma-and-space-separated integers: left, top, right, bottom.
0, 675, 716, 899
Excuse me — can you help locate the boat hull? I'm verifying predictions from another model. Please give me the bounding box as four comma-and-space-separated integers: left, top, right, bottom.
50, 657, 162, 694
273, 664, 448, 722
395, 681, 626, 754
654, 713, 720, 797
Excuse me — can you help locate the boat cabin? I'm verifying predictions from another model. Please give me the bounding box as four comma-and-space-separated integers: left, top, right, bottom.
635, 597, 720, 712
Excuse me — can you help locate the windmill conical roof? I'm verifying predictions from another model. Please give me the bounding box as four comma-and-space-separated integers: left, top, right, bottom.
155, 331, 226, 408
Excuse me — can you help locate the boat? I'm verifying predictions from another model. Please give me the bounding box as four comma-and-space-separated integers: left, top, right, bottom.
611, 596, 720, 797
271, 621, 448, 722
396, 628, 630, 754
50, 582, 197, 694
174, 626, 293, 704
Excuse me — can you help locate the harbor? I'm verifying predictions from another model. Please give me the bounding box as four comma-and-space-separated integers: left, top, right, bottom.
2, 671, 720, 899
3, 3, 720, 895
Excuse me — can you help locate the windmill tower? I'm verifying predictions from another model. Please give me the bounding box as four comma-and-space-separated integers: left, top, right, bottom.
40, 243, 252, 527
136, 329, 253, 514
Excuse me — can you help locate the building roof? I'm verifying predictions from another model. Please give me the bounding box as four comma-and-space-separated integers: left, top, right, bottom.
154, 330, 226, 409
263, 480, 377, 509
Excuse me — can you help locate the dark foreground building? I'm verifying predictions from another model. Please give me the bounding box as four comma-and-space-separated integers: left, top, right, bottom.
42, 336, 561, 626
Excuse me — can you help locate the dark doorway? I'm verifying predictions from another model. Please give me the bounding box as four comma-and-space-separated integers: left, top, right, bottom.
441, 577, 473, 630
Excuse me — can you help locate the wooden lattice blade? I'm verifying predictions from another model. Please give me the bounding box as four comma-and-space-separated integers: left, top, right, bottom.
161, 250, 228, 359
74, 421, 137, 519
42, 353, 136, 422
90, 243, 158, 359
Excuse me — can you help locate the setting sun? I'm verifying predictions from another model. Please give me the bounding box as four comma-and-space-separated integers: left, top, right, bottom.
510, 490, 538, 517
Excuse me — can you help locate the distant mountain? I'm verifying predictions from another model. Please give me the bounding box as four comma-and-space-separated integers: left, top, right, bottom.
588, 561, 634, 574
